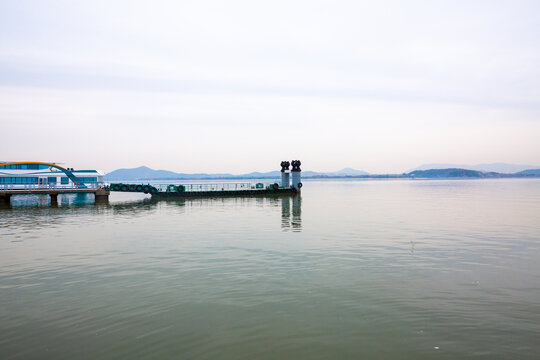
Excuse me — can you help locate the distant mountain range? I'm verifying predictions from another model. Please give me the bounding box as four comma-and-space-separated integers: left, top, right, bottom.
104, 166, 369, 180
409, 163, 538, 174
104, 164, 540, 181
408, 168, 540, 178
409, 169, 491, 178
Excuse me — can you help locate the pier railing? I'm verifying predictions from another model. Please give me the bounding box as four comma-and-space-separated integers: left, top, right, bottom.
0, 182, 106, 191
155, 183, 259, 192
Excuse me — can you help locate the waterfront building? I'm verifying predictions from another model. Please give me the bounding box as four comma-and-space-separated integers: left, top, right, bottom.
0, 162, 104, 188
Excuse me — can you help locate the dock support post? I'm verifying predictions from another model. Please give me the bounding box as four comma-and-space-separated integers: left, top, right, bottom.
281, 161, 291, 188
94, 188, 110, 202
291, 160, 302, 190
0, 193, 12, 204
50, 192, 58, 205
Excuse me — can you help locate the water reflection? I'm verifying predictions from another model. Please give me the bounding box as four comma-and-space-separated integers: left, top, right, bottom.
0, 202, 11, 211
4, 193, 97, 208
3, 180, 540, 359
1, 194, 302, 232
281, 195, 302, 232
0, 196, 160, 234
94, 199, 161, 218
281, 197, 290, 230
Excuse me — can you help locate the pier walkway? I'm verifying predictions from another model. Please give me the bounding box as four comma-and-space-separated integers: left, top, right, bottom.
0, 184, 109, 204
108, 182, 298, 198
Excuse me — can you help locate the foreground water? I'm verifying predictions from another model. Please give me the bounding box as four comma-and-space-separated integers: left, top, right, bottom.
1, 179, 539, 359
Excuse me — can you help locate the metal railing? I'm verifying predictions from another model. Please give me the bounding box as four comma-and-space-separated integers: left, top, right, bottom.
155, 182, 264, 192
0, 182, 106, 190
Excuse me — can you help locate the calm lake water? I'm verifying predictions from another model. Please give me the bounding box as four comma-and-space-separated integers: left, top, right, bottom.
1, 179, 540, 359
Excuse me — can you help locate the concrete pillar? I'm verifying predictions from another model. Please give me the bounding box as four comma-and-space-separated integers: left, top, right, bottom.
50, 192, 58, 204
291, 160, 302, 190
280, 161, 291, 188
281, 172, 290, 188
94, 188, 110, 202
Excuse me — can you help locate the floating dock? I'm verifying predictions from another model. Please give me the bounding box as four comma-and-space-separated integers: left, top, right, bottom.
108, 181, 298, 198
107, 160, 302, 198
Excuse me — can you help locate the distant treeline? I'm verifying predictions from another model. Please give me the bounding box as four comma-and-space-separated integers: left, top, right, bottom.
406, 168, 540, 178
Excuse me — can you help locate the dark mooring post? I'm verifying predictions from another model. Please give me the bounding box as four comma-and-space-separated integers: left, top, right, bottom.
0, 193, 12, 204
94, 188, 110, 202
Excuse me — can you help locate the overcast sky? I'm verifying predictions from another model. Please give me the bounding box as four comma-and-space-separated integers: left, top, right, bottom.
1, 0, 539, 173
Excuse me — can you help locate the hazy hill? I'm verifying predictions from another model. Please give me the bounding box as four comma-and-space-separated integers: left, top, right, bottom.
105, 166, 235, 180
410, 163, 537, 173
408, 168, 487, 178
105, 166, 179, 180
326, 168, 369, 176
517, 169, 540, 175
235, 171, 281, 178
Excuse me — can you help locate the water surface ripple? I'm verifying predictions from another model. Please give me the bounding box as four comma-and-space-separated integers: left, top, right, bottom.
1, 179, 540, 359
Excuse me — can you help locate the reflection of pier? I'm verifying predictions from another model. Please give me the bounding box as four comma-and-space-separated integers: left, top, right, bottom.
1, 193, 303, 232
281, 195, 302, 232
1, 189, 302, 230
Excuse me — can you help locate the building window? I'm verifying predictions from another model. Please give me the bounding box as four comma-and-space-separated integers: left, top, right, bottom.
61, 177, 69, 184
0, 163, 44, 170
78, 177, 97, 183
0, 177, 38, 184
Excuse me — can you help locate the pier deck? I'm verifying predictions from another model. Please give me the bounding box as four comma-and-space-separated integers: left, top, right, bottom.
1, 188, 98, 195
108, 182, 298, 198
0, 186, 110, 204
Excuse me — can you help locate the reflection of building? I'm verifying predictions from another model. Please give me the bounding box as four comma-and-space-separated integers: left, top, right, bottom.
281, 194, 302, 232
